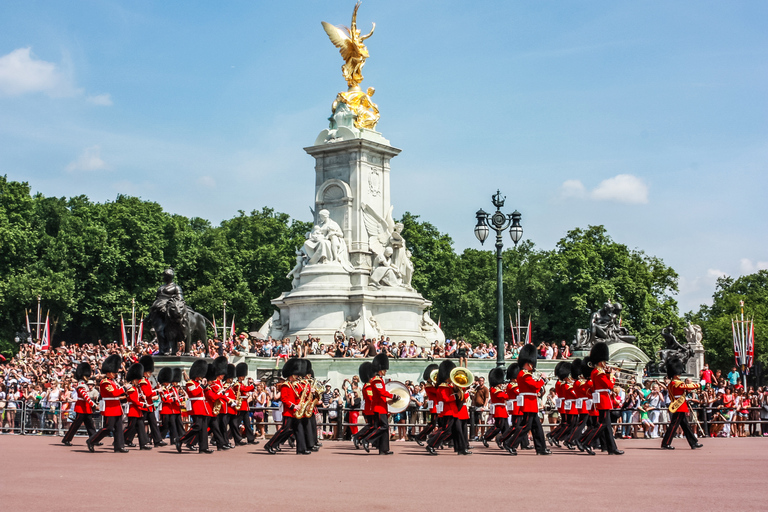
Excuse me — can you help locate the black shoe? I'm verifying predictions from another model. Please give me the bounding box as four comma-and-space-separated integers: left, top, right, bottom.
482, 438, 489, 448
353, 436, 360, 449
311, 445, 320, 452
156, 441, 168, 447
201, 448, 214, 454
265, 445, 276, 454
506, 446, 517, 455
692, 443, 703, 449
610, 449, 624, 455
86, 439, 95, 453
315, 442, 323, 447
62, 440, 72, 446
126, 442, 137, 448
96, 442, 103, 446
546, 434, 554, 447
584, 445, 595, 455
238, 439, 248, 445
459, 450, 473, 455
661, 444, 675, 450
299, 450, 312, 455
415, 438, 425, 447
575, 440, 585, 452
288, 440, 295, 448
175, 439, 182, 453
426, 446, 437, 455
362, 440, 370, 453
380, 450, 394, 455
537, 449, 552, 455
140, 445, 153, 450
217, 446, 230, 451
276, 446, 282, 452
496, 437, 503, 449
115, 448, 129, 453
186, 444, 195, 451
521, 445, 534, 450
552, 438, 561, 448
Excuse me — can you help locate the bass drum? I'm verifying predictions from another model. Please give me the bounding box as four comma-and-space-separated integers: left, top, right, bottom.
385, 380, 411, 414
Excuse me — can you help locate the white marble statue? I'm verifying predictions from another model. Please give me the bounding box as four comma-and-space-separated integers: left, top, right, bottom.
361, 203, 415, 288
684, 322, 703, 345
299, 209, 353, 272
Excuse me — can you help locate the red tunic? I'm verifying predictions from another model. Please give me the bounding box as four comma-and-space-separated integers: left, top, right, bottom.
667, 379, 699, 413
563, 383, 578, 415
236, 382, 255, 413
424, 384, 439, 414
369, 376, 393, 415
138, 378, 156, 412
74, 383, 96, 414
160, 386, 182, 415
506, 383, 521, 416
516, 370, 545, 413
185, 380, 212, 416
590, 367, 615, 411
456, 388, 470, 420
555, 381, 565, 415
99, 379, 124, 417
206, 379, 226, 417
279, 381, 299, 418
125, 385, 143, 418
436, 383, 457, 417
489, 386, 509, 419
362, 382, 374, 416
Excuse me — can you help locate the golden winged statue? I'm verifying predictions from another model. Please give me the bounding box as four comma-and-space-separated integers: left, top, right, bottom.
321, 2, 375, 91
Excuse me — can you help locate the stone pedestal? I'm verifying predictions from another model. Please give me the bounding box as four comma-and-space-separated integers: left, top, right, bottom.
687, 341, 705, 378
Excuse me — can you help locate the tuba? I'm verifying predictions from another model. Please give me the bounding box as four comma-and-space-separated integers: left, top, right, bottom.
449, 367, 474, 389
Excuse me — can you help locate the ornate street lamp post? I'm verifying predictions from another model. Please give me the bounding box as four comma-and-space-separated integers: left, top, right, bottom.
475, 190, 523, 367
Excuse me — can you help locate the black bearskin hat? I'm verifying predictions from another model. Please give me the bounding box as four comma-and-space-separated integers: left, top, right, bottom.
666, 356, 685, 379
422, 363, 439, 383
172, 368, 183, 383
281, 358, 299, 378
213, 356, 229, 377
236, 362, 248, 378
157, 367, 173, 384
506, 362, 520, 381
555, 361, 572, 381
126, 363, 144, 382
188, 359, 208, 380
517, 344, 537, 370
304, 359, 313, 376
489, 367, 505, 387
359, 361, 374, 384
438, 359, 455, 384
570, 359, 583, 380
101, 354, 121, 374
205, 363, 216, 382
581, 356, 592, 379
139, 355, 154, 373
372, 353, 389, 373
590, 342, 610, 364
75, 362, 92, 381
226, 364, 236, 381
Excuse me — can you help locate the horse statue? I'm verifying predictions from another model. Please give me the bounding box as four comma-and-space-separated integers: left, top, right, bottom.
148, 268, 209, 355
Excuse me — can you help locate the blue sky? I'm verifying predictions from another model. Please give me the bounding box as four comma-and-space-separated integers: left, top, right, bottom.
0, 1, 766, 314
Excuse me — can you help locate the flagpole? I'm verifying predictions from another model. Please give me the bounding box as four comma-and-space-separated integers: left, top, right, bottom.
222, 301, 227, 342
516, 300, 521, 349
36, 295, 41, 341
131, 298, 136, 348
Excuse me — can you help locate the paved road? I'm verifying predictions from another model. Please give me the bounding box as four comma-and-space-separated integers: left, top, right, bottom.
1, 436, 764, 511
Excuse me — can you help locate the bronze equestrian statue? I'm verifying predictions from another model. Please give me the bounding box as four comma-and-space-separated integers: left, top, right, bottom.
148, 268, 209, 355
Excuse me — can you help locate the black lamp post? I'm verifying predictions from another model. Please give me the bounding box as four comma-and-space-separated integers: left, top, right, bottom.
475, 190, 523, 367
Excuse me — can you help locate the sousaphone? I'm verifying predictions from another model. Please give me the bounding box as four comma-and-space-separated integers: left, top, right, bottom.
385, 380, 411, 414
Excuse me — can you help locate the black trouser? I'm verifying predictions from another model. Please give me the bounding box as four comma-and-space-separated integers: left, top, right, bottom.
265, 417, 293, 450
662, 411, 698, 448
160, 413, 184, 443
580, 415, 602, 448
179, 414, 209, 451
144, 410, 163, 445
305, 415, 317, 448
557, 414, 577, 441
416, 413, 437, 442
364, 413, 390, 453
124, 415, 150, 447
500, 415, 530, 448
505, 412, 547, 452
483, 416, 509, 442
583, 410, 618, 453
567, 413, 589, 444
427, 416, 454, 449
453, 418, 469, 452
548, 415, 566, 439
62, 412, 97, 443
236, 410, 255, 443
89, 415, 125, 451
355, 413, 375, 440
225, 413, 243, 443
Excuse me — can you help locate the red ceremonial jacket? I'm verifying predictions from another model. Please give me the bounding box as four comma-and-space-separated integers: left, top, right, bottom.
506, 383, 520, 416
236, 381, 255, 413
563, 382, 578, 415
369, 376, 393, 415
362, 382, 374, 416
424, 384, 439, 414
99, 379, 124, 417
279, 381, 299, 418
185, 379, 212, 416
74, 383, 96, 414
125, 385, 143, 418
667, 379, 699, 413
516, 370, 545, 413
138, 378, 156, 412
590, 367, 615, 411
489, 386, 509, 419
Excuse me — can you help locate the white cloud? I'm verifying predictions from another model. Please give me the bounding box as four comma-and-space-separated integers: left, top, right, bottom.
0, 47, 79, 97
197, 176, 216, 188
590, 174, 649, 204
559, 179, 586, 198
66, 145, 109, 172
740, 258, 768, 274
86, 93, 113, 106
707, 268, 727, 280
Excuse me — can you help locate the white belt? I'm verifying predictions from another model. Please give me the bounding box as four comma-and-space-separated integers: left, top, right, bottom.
585, 399, 594, 410
505, 399, 515, 411
492, 403, 507, 410
102, 397, 121, 401
517, 393, 536, 407
187, 397, 205, 401
564, 399, 573, 410
575, 398, 584, 408
555, 398, 563, 408
593, 389, 610, 402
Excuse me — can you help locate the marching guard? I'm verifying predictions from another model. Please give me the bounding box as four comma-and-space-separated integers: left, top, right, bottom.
87, 354, 127, 453
361, 353, 396, 455
352, 361, 375, 449
415, 364, 440, 446
234, 362, 258, 445
62, 362, 98, 446
581, 342, 623, 455
661, 356, 703, 450
177, 359, 214, 454
157, 367, 182, 444
426, 360, 457, 455
482, 367, 509, 448
123, 362, 152, 450
264, 358, 308, 454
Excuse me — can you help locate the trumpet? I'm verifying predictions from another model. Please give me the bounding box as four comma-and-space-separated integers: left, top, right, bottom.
532, 371, 549, 384
605, 362, 637, 386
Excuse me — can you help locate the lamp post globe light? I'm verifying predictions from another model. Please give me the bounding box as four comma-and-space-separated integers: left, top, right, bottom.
474, 190, 523, 367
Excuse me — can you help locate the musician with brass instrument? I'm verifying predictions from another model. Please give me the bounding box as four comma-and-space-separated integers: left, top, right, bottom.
223, 364, 243, 446
482, 367, 508, 448
205, 357, 231, 451
157, 367, 177, 444
264, 358, 309, 454
87, 354, 128, 453
137, 355, 166, 447
499, 363, 530, 453
425, 360, 457, 455
501, 344, 550, 455
565, 358, 591, 453
661, 356, 703, 450
353, 361, 375, 449
451, 366, 474, 455
581, 342, 624, 455
233, 363, 258, 445
557, 362, 580, 449
303, 361, 323, 451
122, 362, 152, 450
547, 362, 572, 448
361, 353, 396, 455
176, 359, 213, 454
415, 364, 439, 446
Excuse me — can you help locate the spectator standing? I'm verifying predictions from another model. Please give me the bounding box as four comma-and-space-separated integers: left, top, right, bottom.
471, 376, 489, 440
700, 364, 714, 388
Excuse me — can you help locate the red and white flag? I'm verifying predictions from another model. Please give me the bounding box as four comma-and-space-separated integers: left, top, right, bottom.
120, 315, 128, 347
747, 318, 755, 368
509, 314, 516, 345
230, 316, 236, 341
525, 316, 532, 344
40, 311, 50, 351
136, 315, 144, 345
25, 309, 31, 335
212, 317, 218, 339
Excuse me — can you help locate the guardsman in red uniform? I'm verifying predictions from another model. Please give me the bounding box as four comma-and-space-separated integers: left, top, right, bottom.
454, 377, 472, 455
139, 355, 166, 447
304, 361, 321, 452
264, 358, 308, 454
157, 367, 179, 444
482, 367, 509, 448
87, 354, 128, 453
426, 359, 458, 455
565, 358, 590, 452
352, 361, 375, 449
63, 362, 98, 446
581, 342, 623, 455
554, 362, 578, 448
502, 344, 550, 455
222, 364, 242, 446
123, 362, 152, 450
177, 359, 214, 454
546, 362, 571, 448
415, 364, 440, 446
233, 362, 257, 445
499, 363, 531, 453
361, 353, 396, 455
206, 356, 232, 450
661, 356, 703, 450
